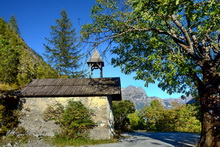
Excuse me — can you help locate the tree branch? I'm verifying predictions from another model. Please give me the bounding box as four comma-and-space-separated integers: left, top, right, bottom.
188, 67, 203, 89
171, 15, 193, 52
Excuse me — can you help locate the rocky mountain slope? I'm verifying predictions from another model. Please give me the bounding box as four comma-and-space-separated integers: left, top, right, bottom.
122, 85, 192, 110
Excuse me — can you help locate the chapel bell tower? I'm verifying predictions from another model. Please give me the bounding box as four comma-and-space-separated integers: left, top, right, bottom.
87, 49, 104, 78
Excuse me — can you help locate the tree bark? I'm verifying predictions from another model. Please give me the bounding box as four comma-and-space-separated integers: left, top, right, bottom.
199, 67, 220, 147
199, 95, 220, 147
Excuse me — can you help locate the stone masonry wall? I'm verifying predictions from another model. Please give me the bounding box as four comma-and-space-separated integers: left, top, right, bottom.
19, 96, 114, 140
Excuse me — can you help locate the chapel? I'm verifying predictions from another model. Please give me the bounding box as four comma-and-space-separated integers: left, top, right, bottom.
18, 50, 122, 139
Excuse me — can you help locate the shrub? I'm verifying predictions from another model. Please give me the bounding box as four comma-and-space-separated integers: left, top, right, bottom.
43, 101, 95, 139
0, 96, 20, 136
0, 107, 19, 135
112, 100, 135, 133
128, 112, 146, 130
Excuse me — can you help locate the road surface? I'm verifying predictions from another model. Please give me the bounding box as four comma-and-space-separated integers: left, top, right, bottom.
89, 132, 200, 147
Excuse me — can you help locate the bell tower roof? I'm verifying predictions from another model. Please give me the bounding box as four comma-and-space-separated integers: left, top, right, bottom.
87, 49, 104, 66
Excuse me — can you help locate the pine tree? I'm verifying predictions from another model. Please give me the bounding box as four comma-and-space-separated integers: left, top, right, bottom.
9, 15, 20, 35
44, 10, 85, 78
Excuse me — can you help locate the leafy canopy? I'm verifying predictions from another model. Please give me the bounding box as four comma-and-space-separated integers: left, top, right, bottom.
82, 0, 220, 96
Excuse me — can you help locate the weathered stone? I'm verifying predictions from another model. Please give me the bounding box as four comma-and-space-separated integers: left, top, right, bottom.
19, 96, 114, 140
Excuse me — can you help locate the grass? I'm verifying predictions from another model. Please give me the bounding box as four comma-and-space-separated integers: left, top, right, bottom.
0, 135, 118, 147
44, 136, 118, 147
0, 134, 31, 146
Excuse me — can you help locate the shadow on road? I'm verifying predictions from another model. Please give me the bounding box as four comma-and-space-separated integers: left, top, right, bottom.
123, 132, 200, 147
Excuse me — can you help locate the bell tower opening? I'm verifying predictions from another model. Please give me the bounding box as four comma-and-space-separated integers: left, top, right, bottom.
87, 49, 104, 78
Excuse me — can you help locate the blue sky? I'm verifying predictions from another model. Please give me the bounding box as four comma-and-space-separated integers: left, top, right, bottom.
0, 0, 183, 99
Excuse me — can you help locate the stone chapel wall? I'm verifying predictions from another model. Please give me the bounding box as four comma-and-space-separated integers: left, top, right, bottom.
19, 96, 114, 140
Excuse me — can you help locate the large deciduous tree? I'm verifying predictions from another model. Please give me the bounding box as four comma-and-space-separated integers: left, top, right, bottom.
44, 10, 85, 78
81, 0, 220, 146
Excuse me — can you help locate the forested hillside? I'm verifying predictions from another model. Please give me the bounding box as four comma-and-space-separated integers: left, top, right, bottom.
0, 18, 58, 88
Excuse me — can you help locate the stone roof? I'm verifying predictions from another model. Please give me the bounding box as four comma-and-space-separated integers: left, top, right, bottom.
19, 78, 121, 101
87, 49, 104, 66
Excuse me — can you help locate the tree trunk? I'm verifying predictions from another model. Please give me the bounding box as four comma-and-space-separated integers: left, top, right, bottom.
199, 90, 220, 146
197, 59, 220, 147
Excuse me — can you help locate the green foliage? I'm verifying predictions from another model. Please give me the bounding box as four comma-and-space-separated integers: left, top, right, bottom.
17, 49, 58, 86
82, 0, 220, 95
8, 15, 20, 35
0, 84, 21, 136
0, 17, 58, 86
112, 100, 135, 133
164, 104, 201, 133
128, 111, 145, 130
43, 102, 64, 122
143, 99, 164, 131
44, 10, 85, 78
59, 101, 95, 138
0, 102, 20, 135
142, 100, 201, 133
43, 101, 95, 139
0, 34, 20, 84
0, 84, 18, 95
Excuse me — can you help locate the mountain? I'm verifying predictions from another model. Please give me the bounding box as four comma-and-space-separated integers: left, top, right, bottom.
121, 85, 151, 110
122, 85, 191, 110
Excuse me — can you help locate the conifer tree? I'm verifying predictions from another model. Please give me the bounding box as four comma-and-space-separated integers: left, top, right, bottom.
44, 10, 85, 78
9, 15, 20, 35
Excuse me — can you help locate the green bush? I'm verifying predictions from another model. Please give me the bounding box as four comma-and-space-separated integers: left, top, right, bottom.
112, 100, 135, 133
43, 101, 95, 139
128, 112, 146, 130
0, 96, 20, 136
0, 106, 19, 135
